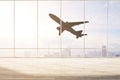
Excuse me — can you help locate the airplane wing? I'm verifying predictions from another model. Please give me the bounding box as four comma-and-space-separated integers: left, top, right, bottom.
68, 21, 89, 27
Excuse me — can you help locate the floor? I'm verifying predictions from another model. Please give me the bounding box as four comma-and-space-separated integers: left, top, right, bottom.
0, 58, 120, 80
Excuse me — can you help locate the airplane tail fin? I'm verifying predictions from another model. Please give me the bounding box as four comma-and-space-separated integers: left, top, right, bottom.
76, 30, 87, 39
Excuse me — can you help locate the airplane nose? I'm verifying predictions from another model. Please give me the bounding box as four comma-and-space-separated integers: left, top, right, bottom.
49, 13, 52, 17
49, 13, 55, 19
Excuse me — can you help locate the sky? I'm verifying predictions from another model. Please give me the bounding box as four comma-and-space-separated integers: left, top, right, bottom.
0, 0, 120, 57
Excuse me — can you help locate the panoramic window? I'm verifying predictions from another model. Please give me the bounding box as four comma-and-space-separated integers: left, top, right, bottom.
0, 0, 119, 57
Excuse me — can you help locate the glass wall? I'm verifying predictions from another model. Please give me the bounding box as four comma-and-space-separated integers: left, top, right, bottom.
0, 0, 119, 58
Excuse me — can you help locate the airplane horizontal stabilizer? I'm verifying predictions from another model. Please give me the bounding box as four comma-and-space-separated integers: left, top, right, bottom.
76, 31, 87, 39
76, 31, 82, 38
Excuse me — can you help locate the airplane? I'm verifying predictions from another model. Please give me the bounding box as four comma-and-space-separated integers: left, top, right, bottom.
49, 13, 89, 39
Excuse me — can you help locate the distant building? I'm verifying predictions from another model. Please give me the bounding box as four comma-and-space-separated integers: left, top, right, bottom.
102, 45, 107, 57
62, 49, 71, 57
24, 51, 31, 58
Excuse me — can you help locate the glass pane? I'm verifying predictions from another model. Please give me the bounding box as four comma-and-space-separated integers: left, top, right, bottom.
62, 1, 84, 48
38, 1, 60, 48
109, 1, 120, 57
85, 49, 101, 57
15, 49, 37, 57
15, 1, 37, 48
49, 49, 61, 57
0, 49, 14, 57
0, 1, 13, 48
70, 49, 83, 57
85, 1, 108, 49
38, 49, 50, 57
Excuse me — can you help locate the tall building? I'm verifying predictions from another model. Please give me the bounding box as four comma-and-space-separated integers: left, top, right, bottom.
102, 45, 107, 57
